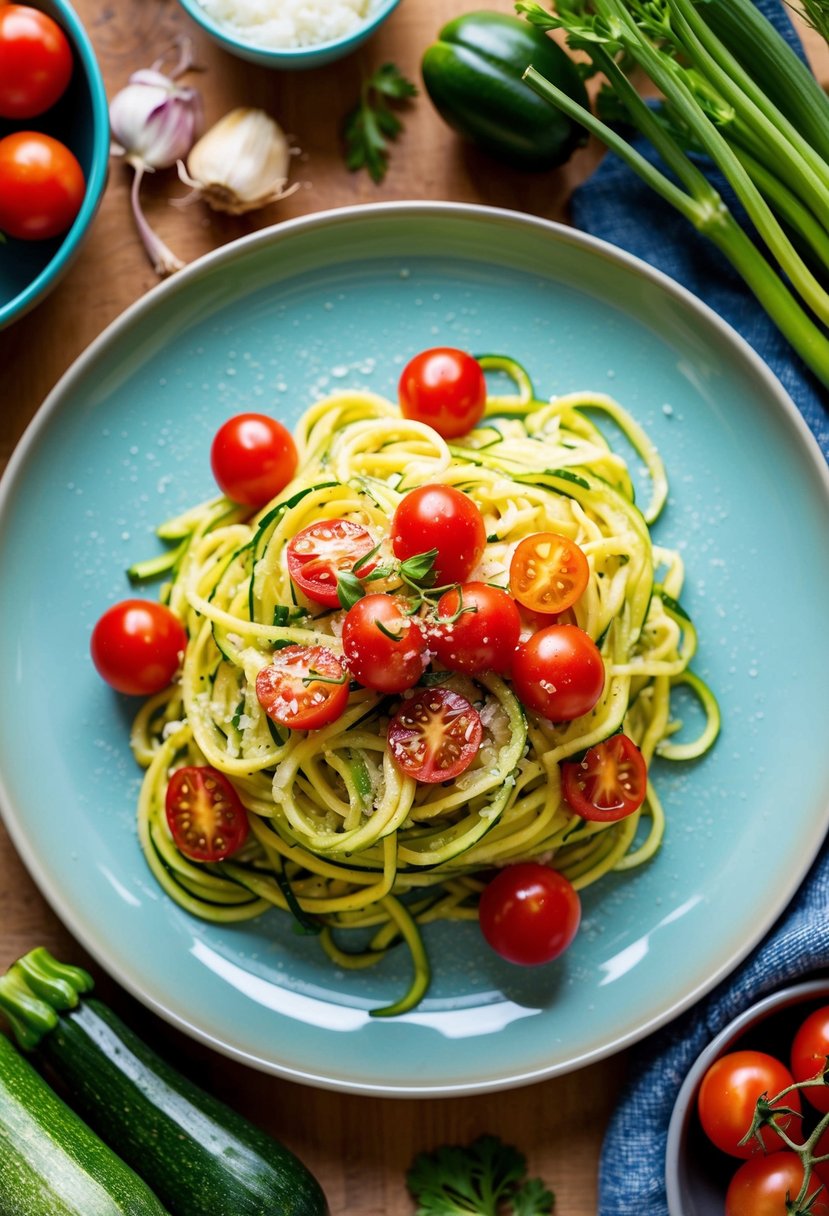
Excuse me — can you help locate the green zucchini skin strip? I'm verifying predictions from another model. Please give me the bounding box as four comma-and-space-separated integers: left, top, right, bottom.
657, 670, 721, 761
367, 897, 432, 1018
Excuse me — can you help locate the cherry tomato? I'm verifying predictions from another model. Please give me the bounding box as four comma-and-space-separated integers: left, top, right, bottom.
725, 1153, 829, 1216
255, 645, 349, 731
0, 131, 84, 240
387, 687, 482, 783
561, 734, 648, 822
790, 1006, 829, 1112
91, 599, 187, 696
510, 625, 605, 722
509, 531, 590, 615
210, 413, 297, 509
286, 519, 377, 609
430, 582, 521, 675
398, 347, 487, 439
697, 1050, 802, 1159
391, 484, 486, 586
478, 862, 581, 966
165, 765, 249, 862
0, 5, 73, 119
342, 594, 427, 694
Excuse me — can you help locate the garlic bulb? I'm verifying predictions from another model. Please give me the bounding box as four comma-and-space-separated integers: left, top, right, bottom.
178, 108, 299, 216
109, 39, 203, 278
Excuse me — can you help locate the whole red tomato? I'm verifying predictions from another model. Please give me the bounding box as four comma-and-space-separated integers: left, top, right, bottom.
725, 1152, 829, 1216
0, 4, 73, 119
91, 600, 187, 696
0, 131, 84, 240
697, 1050, 801, 1159
398, 347, 487, 439
790, 1005, 829, 1112
430, 582, 521, 675
341, 594, 426, 694
210, 413, 297, 509
478, 862, 581, 966
510, 624, 605, 722
391, 484, 486, 586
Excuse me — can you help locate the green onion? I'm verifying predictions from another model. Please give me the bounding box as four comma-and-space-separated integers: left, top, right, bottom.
517, 0, 829, 387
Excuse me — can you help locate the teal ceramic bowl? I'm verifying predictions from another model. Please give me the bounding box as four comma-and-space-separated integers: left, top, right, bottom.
666, 980, 829, 1215
0, 0, 109, 330
175, 0, 401, 68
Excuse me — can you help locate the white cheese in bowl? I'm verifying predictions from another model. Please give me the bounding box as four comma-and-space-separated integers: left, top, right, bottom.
197, 0, 372, 48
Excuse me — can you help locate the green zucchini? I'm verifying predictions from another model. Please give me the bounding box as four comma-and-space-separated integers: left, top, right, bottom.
0, 1030, 171, 1216
0, 950, 328, 1216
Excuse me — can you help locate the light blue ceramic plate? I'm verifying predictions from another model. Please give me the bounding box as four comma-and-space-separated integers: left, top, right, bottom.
1, 203, 828, 1096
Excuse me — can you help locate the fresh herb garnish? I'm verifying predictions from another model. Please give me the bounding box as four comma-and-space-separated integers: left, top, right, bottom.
399, 548, 438, 586
336, 547, 438, 610
343, 63, 418, 183
336, 569, 366, 611
406, 1134, 555, 1216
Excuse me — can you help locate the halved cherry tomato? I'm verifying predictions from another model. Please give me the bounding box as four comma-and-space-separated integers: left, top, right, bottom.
478, 862, 581, 966
0, 130, 84, 240
430, 582, 521, 675
91, 599, 187, 696
387, 687, 482, 783
790, 1005, 829, 1113
561, 734, 647, 822
391, 484, 486, 586
165, 765, 249, 862
398, 347, 487, 439
725, 1153, 829, 1216
510, 624, 605, 722
697, 1050, 802, 1159
210, 413, 297, 508
509, 531, 589, 615
286, 518, 377, 609
0, 5, 73, 120
342, 594, 426, 694
255, 645, 349, 731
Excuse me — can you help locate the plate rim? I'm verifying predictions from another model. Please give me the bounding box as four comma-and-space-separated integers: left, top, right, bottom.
2, 200, 828, 1097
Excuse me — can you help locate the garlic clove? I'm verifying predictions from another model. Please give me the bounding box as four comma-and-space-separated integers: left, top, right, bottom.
180, 107, 299, 216
109, 69, 203, 172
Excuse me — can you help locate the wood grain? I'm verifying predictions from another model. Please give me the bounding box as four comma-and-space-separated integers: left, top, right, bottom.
0, 4, 825, 1212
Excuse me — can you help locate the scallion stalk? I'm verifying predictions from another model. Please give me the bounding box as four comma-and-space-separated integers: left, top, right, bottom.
518, 0, 829, 388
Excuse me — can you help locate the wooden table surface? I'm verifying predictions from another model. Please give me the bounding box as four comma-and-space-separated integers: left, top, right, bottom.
1, 3, 825, 1212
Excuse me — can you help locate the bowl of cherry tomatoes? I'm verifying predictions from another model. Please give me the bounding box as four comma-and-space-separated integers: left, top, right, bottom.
0, 0, 109, 328
666, 978, 829, 1216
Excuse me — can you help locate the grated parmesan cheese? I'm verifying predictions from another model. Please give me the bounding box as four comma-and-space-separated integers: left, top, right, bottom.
197, 0, 373, 48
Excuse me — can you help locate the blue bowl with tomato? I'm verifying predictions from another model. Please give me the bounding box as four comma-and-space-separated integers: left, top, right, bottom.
0, 0, 109, 329
666, 978, 829, 1215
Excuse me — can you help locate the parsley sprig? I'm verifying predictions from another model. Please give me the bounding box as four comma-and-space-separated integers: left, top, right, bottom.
406, 1134, 555, 1216
343, 63, 418, 183
336, 547, 438, 611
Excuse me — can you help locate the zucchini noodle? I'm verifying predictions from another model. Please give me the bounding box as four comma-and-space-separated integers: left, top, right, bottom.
129, 356, 720, 1014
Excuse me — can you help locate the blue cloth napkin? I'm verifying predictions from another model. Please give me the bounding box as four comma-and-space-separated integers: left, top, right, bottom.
570, 3, 829, 1212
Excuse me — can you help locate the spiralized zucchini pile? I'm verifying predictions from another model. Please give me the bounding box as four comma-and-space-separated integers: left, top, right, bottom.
122, 355, 718, 1015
